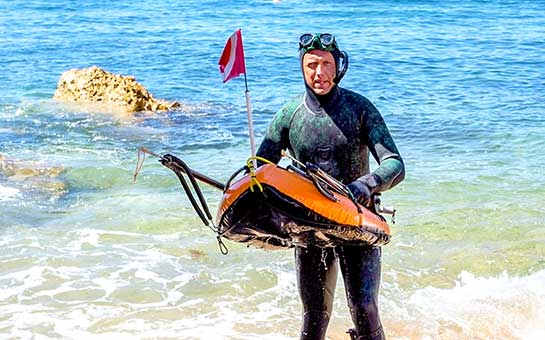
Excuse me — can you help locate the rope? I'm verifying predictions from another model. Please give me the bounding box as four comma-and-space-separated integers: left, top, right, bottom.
133, 146, 163, 182
245, 156, 274, 192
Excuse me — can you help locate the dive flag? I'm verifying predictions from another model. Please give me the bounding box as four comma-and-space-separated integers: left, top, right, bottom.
218, 29, 246, 83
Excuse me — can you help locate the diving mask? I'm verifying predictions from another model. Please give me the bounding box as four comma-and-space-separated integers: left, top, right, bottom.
299, 33, 339, 53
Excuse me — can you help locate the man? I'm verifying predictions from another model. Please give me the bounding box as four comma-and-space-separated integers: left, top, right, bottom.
256, 33, 405, 340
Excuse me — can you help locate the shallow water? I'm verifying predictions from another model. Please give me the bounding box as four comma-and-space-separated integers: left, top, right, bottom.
1, 0, 544, 339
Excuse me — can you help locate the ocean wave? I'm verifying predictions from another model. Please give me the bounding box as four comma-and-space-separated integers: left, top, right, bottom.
385, 269, 545, 339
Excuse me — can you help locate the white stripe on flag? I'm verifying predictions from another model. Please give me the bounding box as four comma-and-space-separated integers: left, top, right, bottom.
223, 33, 238, 81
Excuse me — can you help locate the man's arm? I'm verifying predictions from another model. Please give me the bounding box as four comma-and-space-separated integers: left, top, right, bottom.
361, 102, 405, 193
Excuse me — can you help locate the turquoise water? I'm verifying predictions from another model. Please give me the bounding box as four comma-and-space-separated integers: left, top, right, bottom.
1, 0, 544, 339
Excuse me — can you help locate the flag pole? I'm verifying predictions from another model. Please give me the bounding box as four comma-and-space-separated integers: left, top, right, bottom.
243, 73, 257, 168
218, 29, 257, 168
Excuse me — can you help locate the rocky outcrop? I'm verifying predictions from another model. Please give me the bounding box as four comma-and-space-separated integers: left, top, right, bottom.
53, 66, 181, 113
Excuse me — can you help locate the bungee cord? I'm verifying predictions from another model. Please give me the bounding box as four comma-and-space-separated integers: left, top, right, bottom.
133, 147, 228, 254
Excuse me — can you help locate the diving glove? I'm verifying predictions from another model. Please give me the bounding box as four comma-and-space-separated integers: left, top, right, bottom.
346, 174, 381, 207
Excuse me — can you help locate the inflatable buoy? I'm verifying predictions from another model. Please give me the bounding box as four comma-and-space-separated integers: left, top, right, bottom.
217, 163, 391, 250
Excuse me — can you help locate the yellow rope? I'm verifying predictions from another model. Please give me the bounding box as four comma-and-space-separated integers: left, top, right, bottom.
245, 156, 274, 192
246, 156, 275, 166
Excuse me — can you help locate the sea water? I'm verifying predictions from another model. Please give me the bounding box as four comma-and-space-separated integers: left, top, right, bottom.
1, 0, 544, 339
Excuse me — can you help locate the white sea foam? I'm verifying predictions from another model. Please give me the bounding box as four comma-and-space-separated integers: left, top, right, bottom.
392, 269, 545, 339
6, 252, 543, 339
0, 184, 19, 201
0, 265, 47, 300
67, 228, 101, 249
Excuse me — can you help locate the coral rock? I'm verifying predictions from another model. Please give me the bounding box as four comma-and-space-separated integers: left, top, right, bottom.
53, 66, 180, 113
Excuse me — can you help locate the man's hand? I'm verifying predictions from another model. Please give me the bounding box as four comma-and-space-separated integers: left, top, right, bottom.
346, 174, 381, 207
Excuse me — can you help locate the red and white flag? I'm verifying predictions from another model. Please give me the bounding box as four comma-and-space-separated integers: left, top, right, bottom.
218, 29, 246, 83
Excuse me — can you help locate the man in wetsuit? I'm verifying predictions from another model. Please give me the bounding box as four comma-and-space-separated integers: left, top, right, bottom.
256, 33, 405, 340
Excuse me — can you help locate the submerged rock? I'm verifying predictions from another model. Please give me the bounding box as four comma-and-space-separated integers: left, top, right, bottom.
0, 153, 66, 198
53, 66, 181, 113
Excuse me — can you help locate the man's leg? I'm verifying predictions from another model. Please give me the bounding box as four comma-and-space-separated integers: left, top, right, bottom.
295, 245, 338, 340
337, 245, 384, 340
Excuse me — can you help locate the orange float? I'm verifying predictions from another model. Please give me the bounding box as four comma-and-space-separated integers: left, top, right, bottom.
217, 164, 391, 250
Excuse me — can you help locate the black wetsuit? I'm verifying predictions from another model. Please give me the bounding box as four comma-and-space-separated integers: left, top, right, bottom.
257, 86, 405, 340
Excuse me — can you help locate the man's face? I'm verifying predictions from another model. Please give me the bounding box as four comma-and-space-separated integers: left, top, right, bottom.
302, 50, 336, 95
